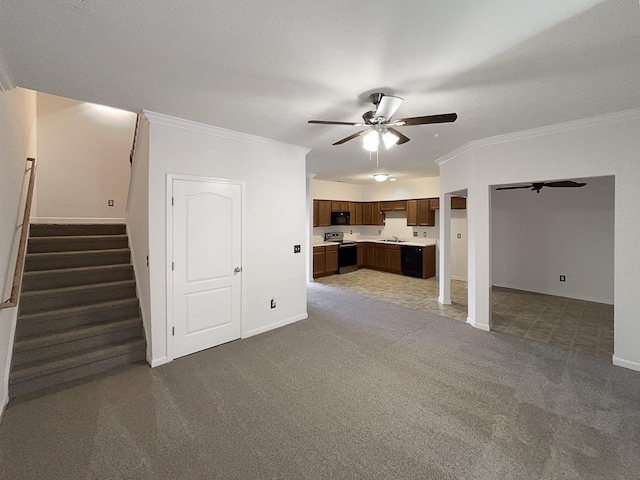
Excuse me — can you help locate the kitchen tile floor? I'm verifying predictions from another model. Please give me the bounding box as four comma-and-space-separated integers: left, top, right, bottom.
314, 269, 614, 358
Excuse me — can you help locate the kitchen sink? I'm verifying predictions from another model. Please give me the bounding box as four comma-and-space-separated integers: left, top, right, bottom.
380, 239, 408, 243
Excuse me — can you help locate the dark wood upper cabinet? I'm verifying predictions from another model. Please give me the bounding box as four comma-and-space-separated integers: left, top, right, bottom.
430, 197, 466, 210
417, 199, 434, 226
406, 200, 417, 226
313, 199, 319, 227
380, 200, 406, 211
331, 201, 349, 212
317, 200, 331, 226
354, 202, 363, 226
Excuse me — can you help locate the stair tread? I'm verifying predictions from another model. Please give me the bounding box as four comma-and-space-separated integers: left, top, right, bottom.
20, 279, 136, 298
18, 297, 139, 322
26, 248, 130, 257
10, 338, 146, 384
29, 234, 128, 241
15, 317, 143, 352
23, 263, 132, 277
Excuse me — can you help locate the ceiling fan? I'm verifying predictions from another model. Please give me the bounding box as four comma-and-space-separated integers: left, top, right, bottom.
308, 92, 457, 151
496, 180, 587, 193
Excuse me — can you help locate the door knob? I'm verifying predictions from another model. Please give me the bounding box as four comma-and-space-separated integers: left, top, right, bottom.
234, 267, 242, 273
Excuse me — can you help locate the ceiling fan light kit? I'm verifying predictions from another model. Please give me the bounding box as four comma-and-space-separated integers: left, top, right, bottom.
308, 92, 458, 151
373, 173, 389, 182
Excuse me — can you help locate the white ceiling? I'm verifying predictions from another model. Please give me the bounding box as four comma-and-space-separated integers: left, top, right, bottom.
1, 0, 639, 184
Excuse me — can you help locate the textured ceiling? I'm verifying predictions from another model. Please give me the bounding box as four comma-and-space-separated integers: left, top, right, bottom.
1, 0, 639, 184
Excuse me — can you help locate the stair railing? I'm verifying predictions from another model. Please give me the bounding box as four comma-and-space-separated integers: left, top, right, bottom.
0, 157, 37, 310
129, 113, 140, 165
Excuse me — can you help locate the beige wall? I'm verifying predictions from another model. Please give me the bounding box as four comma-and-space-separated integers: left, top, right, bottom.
34, 92, 136, 223
0, 87, 37, 416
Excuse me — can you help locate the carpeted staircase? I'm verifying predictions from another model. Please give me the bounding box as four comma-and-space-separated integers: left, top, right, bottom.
9, 224, 146, 399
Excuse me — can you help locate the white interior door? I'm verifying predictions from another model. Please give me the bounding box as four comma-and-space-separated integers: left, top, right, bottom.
172, 178, 242, 359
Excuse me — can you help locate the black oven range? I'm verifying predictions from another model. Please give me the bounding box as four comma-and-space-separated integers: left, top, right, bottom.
324, 232, 357, 274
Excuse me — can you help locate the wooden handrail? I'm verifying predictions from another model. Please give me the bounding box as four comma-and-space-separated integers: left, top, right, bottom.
0, 157, 37, 310
129, 113, 140, 165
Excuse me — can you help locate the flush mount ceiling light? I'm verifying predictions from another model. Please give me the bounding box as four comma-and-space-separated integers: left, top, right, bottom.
373, 173, 389, 182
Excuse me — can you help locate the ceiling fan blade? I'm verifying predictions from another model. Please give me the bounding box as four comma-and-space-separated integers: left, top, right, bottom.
375, 95, 403, 121
495, 185, 532, 191
308, 120, 361, 126
397, 113, 458, 126
387, 127, 410, 145
332, 130, 368, 145
543, 181, 587, 188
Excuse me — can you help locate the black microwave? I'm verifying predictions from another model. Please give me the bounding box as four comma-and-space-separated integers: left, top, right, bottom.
331, 211, 350, 226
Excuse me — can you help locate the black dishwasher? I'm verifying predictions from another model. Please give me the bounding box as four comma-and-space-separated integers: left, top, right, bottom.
401, 246, 423, 278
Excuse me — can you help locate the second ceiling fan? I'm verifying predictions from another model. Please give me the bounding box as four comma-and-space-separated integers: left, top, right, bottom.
308, 92, 457, 151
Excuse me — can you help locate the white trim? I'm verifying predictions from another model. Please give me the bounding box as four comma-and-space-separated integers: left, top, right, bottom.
165, 173, 246, 364
125, 224, 151, 363
612, 356, 640, 372
243, 313, 308, 338
466, 317, 490, 332
31, 217, 125, 224
0, 52, 15, 92
436, 108, 640, 166
144, 110, 311, 156
149, 356, 169, 368
438, 295, 451, 305
125, 114, 144, 213
451, 275, 467, 282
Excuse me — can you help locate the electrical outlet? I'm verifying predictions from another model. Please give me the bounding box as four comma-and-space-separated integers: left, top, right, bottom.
350, 229, 353, 234
413, 232, 418, 237
294, 245, 301, 253
378, 230, 381, 235
108, 199, 114, 206
457, 233, 462, 239
560, 275, 566, 282
270, 299, 277, 309
423, 232, 427, 237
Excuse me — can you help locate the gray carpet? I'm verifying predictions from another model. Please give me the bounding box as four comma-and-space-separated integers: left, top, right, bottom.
1, 282, 639, 479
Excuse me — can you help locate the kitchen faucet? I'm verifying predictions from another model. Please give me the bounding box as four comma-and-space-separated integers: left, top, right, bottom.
392, 235, 399, 242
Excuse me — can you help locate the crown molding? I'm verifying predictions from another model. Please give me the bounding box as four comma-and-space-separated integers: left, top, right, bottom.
436, 108, 640, 166
143, 110, 311, 156
0, 51, 15, 92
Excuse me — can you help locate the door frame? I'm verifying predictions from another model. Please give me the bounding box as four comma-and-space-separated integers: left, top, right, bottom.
165, 173, 246, 363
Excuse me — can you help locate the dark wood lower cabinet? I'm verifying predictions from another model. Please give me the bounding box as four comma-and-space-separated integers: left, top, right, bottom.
316, 242, 435, 279
313, 245, 338, 278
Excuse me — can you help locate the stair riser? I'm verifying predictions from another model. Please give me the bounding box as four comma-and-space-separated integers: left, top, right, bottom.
17, 303, 141, 337
22, 266, 134, 292
12, 326, 144, 366
29, 224, 126, 237
27, 236, 129, 253
25, 250, 130, 271
9, 348, 146, 399
20, 283, 137, 315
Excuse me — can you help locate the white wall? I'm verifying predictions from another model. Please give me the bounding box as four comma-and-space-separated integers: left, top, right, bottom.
0, 87, 36, 418
141, 112, 309, 366
438, 110, 640, 371
34, 92, 137, 223
492, 175, 614, 304
125, 117, 152, 362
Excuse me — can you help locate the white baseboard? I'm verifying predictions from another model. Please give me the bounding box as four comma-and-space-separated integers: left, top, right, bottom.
491, 283, 613, 305
243, 313, 308, 338
149, 356, 168, 368
438, 295, 451, 305
612, 355, 640, 372
451, 275, 467, 282
467, 317, 490, 332
31, 217, 125, 224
